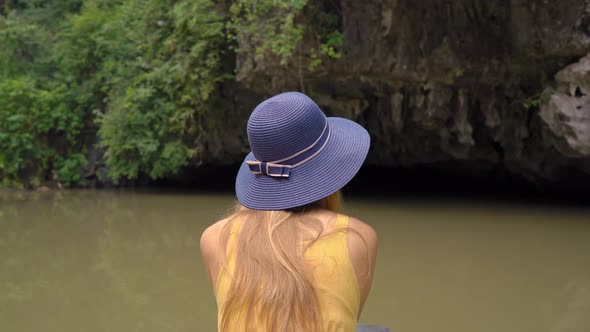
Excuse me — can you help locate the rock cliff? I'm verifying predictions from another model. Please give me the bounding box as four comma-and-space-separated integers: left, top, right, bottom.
200, 0, 590, 188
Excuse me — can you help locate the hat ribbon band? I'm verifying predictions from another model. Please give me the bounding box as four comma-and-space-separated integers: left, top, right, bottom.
246, 122, 331, 178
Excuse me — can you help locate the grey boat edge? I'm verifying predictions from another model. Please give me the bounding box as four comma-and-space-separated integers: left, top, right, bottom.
356, 324, 390, 332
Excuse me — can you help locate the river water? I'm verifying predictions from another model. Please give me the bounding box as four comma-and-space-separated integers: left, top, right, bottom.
0, 189, 589, 332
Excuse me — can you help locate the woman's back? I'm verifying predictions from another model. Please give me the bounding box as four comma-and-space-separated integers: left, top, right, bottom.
201, 210, 377, 332
200, 91, 376, 331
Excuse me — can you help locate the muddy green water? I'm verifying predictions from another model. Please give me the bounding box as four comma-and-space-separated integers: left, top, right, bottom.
0, 189, 589, 332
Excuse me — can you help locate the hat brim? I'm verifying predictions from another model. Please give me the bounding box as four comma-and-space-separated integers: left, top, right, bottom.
236, 117, 370, 210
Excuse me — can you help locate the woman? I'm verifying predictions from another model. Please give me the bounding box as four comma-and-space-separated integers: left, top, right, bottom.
201, 92, 378, 332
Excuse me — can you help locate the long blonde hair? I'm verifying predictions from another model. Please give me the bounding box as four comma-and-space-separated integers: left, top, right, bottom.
218, 191, 342, 332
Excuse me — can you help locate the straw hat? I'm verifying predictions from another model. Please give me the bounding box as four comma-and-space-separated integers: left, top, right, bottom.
235, 92, 370, 210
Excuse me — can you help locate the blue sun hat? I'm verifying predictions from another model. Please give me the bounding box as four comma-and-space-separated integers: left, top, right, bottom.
235, 91, 370, 210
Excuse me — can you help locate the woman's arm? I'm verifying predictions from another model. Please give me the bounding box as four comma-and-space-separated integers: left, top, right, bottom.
347, 217, 379, 318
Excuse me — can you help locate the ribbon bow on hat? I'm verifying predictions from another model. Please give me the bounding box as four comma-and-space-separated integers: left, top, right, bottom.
246, 161, 292, 178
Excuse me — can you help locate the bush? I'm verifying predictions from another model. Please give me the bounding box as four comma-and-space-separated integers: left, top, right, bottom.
93, 0, 227, 181
0, 0, 342, 186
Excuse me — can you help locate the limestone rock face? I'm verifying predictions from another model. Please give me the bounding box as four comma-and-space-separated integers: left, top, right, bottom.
206, 0, 590, 186
538, 54, 590, 183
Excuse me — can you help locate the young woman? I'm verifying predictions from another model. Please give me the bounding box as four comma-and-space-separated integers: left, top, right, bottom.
201, 92, 378, 332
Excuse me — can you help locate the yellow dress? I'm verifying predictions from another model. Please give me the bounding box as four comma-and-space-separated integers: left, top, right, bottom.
215, 214, 361, 331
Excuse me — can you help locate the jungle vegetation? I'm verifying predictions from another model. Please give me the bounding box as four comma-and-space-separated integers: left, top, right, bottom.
0, 0, 342, 187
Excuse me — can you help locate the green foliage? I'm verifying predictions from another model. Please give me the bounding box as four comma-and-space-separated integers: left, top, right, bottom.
0, 0, 343, 186
55, 152, 88, 187
229, 0, 308, 76
93, 0, 227, 181
321, 30, 343, 59
0, 4, 87, 187
1, 0, 227, 185
0, 77, 86, 186
0, 12, 50, 78
310, 30, 343, 71
0, 77, 84, 185
522, 90, 552, 110
229, 0, 343, 76
0, 78, 52, 183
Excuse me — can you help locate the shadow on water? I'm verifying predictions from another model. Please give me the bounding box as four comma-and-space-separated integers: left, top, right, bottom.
152, 164, 590, 209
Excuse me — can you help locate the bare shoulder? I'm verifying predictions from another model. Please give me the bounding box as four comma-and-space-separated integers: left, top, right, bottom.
347, 216, 378, 251
200, 217, 230, 253
201, 218, 229, 240
345, 216, 378, 268
200, 217, 231, 288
